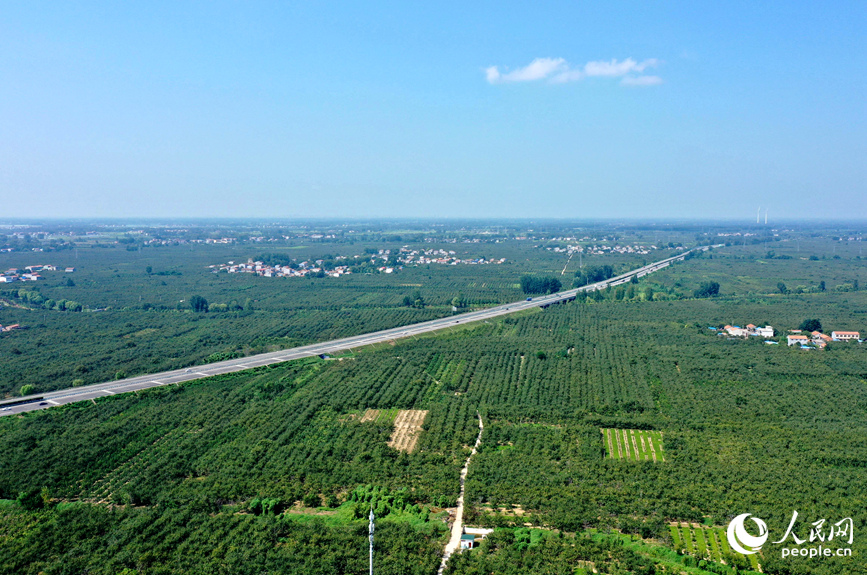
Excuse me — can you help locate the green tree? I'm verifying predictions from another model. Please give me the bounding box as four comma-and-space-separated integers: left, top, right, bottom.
693, 281, 719, 298
799, 318, 822, 332
777, 282, 788, 294
190, 295, 209, 312
411, 290, 425, 308
20, 384, 35, 397
16, 487, 44, 510
522, 275, 562, 294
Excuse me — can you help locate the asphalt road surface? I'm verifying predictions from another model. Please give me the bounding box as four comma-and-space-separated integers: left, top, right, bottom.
1, 247, 715, 417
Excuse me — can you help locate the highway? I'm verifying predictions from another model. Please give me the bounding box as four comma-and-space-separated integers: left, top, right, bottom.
0, 246, 716, 417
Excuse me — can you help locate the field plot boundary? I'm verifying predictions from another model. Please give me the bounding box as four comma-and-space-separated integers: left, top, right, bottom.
601, 428, 665, 462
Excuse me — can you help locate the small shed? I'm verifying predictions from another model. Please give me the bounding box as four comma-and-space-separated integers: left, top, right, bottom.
460, 534, 476, 550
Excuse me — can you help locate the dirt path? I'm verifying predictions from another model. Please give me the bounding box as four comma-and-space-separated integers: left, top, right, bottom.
437, 412, 484, 575
630, 431, 640, 461
560, 251, 575, 275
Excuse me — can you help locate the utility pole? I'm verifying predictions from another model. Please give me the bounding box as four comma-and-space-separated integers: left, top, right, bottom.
369, 507, 375, 575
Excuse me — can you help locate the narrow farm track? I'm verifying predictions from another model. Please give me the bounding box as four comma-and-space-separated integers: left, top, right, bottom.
615, 428, 623, 458
437, 412, 484, 575
622, 429, 632, 459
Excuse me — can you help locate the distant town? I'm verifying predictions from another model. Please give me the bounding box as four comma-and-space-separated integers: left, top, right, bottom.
212, 247, 506, 278
0, 265, 75, 283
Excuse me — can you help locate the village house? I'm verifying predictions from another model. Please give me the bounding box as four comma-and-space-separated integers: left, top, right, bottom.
831, 331, 860, 342
754, 326, 774, 338
787, 334, 809, 346
722, 324, 774, 338
811, 331, 832, 343
723, 325, 746, 337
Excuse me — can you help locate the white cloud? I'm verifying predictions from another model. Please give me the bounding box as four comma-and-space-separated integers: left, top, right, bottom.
550, 69, 584, 84
584, 58, 658, 77
485, 66, 501, 84
485, 57, 567, 84
486, 57, 662, 86
621, 75, 664, 87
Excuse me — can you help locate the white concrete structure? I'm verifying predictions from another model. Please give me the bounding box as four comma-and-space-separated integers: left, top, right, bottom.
787, 335, 809, 346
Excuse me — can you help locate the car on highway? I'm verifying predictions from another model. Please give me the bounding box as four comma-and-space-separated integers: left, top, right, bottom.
526, 297, 532, 301
39, 402, 48, 406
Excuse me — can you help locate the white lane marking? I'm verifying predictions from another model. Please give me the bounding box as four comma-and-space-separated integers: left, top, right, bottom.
235, 364, 250, 368
195, 372, 210, 376
151, 380, 165, 385
46, 399, 60, 405
101, 390, 115, 395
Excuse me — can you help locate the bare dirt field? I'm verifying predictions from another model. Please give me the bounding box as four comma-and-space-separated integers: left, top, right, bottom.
388, 409, 429, 452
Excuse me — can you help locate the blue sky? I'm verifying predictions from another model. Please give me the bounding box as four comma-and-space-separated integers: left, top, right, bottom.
1, 1, 864, 220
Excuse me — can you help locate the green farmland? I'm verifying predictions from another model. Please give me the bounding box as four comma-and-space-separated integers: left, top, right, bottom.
669, 523, 762, 573
1, 225, 866, 574
602, 428, 665, 461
